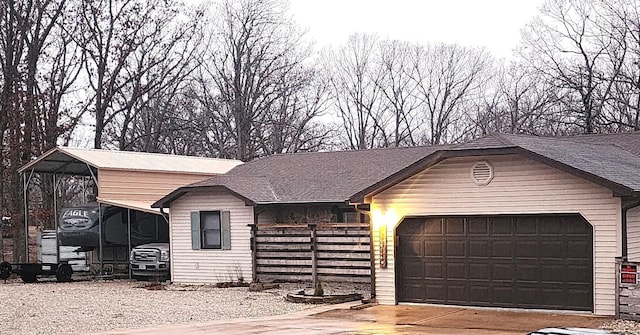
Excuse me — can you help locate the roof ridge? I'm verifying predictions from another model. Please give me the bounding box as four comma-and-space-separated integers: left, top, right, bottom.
59, 146, 240, 162
488, 133, 515, 145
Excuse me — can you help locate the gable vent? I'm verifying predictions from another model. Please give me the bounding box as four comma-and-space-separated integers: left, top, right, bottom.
471, 161, 493, 186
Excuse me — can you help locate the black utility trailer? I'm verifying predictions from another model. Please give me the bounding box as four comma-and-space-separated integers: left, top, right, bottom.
0, 261, 72, 283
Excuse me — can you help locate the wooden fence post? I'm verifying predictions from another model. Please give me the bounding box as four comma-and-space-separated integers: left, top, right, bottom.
309, 223, 317, 288
616, 257, 621, 319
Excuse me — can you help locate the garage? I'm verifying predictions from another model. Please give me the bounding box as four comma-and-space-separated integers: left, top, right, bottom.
396, 215, 593, 311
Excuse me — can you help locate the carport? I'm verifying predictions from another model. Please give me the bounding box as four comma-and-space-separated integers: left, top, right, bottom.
18, 147, 242, 274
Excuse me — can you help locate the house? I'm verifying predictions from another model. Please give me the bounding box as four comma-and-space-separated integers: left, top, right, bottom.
152, 146, 444, 283
350, 132, 640, 316
153, 131, 640, 316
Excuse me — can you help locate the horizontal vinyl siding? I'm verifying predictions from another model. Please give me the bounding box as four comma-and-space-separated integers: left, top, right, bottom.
627, 207, 640, 262
372, 154, 620, 316
98, 169, 213, 203
169, 190, 253, 284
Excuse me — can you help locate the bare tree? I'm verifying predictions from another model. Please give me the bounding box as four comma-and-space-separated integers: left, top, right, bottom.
107, 4, 203, 152
411, 43, 492, 144
472, 61, 567, 136
193, 0, 326, 160
325, 33, 387, 150
600, 0, 640, 131
520, 0, 627, 134
76, 0, 186, 149
375, 40, 421, 147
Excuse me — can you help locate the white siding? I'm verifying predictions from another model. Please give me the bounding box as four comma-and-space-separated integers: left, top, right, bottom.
169, 190, 253, 284
627, 207, 640, 262
99, 169, 213, 203
371, 154, 621, 316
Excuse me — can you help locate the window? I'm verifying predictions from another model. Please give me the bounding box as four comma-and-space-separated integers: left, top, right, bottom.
201, 211, 221, 249
190, 210, 231, 250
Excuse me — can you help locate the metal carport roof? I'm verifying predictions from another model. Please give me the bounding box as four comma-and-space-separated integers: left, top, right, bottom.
19, 146, 243, 214
19, 146, 242, 175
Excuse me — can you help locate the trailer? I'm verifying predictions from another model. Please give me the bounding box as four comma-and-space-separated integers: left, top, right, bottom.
0, 261, 72, 283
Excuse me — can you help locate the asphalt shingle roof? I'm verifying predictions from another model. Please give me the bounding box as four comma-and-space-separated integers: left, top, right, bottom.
495, 133, 640, 192
153, 131, 640, 208
154, 146, 445, 206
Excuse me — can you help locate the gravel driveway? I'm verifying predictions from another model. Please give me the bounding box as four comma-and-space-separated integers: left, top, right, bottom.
0, 279, 355, 335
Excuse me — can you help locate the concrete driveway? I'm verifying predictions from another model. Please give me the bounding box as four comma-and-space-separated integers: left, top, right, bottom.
94, 303, 612, 335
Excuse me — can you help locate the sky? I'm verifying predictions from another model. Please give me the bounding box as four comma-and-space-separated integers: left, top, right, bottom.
288, 0, 547, 59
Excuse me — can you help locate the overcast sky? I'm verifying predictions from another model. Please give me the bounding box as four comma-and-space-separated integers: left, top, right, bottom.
288, 0, 547, 59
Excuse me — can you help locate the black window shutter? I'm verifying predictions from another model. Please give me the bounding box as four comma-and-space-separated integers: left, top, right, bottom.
221, 210, 231, 250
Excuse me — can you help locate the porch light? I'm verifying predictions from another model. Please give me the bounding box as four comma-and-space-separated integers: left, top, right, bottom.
371, 208, 398, 269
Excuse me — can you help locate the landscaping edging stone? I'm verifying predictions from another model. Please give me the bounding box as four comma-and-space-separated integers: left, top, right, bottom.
285, 290, 362, 304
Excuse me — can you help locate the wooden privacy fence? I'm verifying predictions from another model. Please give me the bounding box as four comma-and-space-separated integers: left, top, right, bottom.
251, 222, 372, 283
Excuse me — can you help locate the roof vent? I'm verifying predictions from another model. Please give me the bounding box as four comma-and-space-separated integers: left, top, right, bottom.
471, 160, 493, 186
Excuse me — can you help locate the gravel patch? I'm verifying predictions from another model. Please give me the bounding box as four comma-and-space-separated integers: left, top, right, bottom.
0, 279, 369, 335
601, 319, 640, 334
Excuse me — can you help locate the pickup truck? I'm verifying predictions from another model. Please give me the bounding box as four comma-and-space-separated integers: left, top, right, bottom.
129, 243, 170, 280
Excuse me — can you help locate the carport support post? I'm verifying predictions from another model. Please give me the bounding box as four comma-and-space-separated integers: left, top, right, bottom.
53, 174, 59, 264
127, 209, 131, 279
309, 223, 317, 289
98, 203, 103, 274
23, 169, 35, 263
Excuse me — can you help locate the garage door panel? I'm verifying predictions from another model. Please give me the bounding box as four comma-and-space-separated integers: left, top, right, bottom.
567, 240, 590, 258
490, 217, 512, 235
516, 241, 538, 257
517, 288, 540, 305
402, 282, 426, 301
426, 284, 446, 300
446, 241, 466, 257
469, 263, 489, 279
445, 218, 465, 235
470, 285, 490, 302
492, 263, 514, 280
492, 241, 513, 257
540, 265, 564, 281
540, 241, 564, 258
400, 218, 425, 235
396, 215, 593, 311
447, 263, 466, 279
401, 260, 423, 278
539, 218, 563, 234
468, 217, 489, 234
515, 264, 537, 281
399, 240, 422, 256
493, 287, 515, 304
514, 218, 537, 234
448, 285, 467, 302
425, 218, 443, 235
469, 240, 489, 256
425, 241, 443, 256
425, 262, 444, 278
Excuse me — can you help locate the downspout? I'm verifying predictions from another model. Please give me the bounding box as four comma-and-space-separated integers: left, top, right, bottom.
622, 197, 640, 260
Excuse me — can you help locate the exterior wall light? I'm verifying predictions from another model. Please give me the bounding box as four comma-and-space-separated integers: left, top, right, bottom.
371, 208, 398, 269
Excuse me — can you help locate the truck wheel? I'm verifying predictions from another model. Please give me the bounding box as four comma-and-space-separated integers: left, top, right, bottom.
0, 262, 11, 280
56, 264, 73, 282
21, 271, 37, 283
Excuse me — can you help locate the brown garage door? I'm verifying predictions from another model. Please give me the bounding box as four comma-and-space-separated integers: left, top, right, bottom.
396, 215, 593, 311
